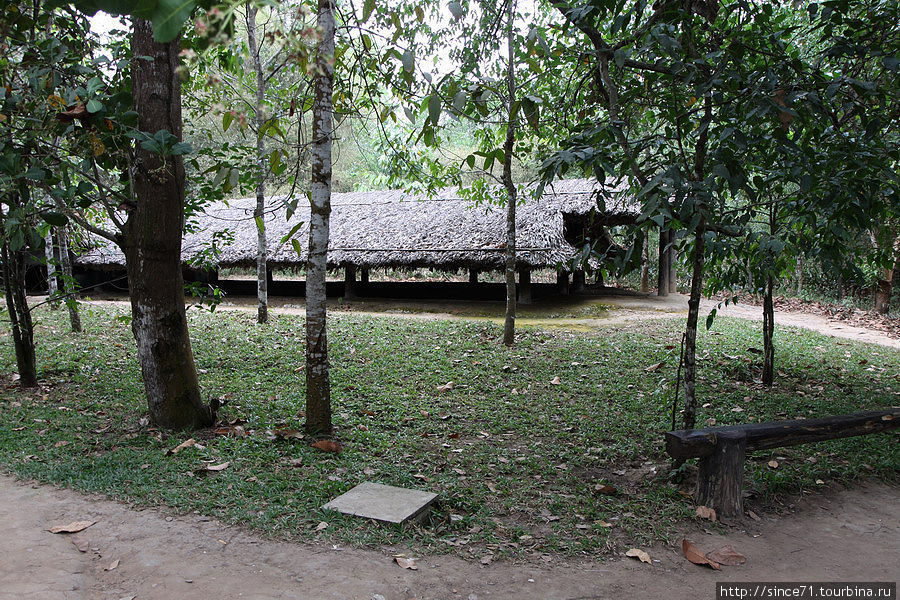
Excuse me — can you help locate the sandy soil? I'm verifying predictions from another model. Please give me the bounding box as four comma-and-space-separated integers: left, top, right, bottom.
2, 474, 896, 600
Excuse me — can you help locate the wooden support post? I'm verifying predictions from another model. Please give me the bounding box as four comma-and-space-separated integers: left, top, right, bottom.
469, 269, 479, 284
557, 269, 570, 295
344, 265, 357, 299
695, 431, 746, 519
266, 267, 274, 286
518, 267, 532, 304
572, 269, 586, 293
360, 268, 369, 284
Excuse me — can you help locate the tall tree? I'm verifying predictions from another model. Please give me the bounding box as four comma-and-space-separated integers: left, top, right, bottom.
501, 0, 518, 346
246, 2, 269, 324
305, 0, 336, 437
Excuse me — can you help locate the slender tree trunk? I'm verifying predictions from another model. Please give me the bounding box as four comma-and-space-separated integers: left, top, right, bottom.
658, 224, 670, 296
1, 213, 38, 388
44, 230, 59, 308
56, 228, 82, 333
640, 231, 650, 293
246, 3, 268, 324
762, 274, 775, 386
668, 230, 677, 293
682, 229, 705, 430
795, 255, 804, 295
305, 0, 335, 437
501, 0, 517, 347
123, 19, 214, 430
873, 233, 898, 315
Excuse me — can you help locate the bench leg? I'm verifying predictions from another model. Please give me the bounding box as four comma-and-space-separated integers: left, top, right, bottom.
695, 431, 746, 519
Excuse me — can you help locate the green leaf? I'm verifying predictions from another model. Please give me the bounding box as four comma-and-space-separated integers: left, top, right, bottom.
41, 211, 69, 227
150, 0, 197, 43
362, 0, 375, 22
86, 99, 103, 113
401, 50, 414, 73
280, 221, 305, 244
254, 215, 265, 233
291, 237, 303, 257
222, 111, 234, 132
428, 94, 441, 124
705, 308, 717, 330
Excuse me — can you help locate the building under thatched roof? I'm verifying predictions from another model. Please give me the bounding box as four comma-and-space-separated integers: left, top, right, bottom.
76, 178, 639, 274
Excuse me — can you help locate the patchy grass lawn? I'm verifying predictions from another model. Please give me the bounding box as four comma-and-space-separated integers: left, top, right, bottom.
0, 304, 897, 561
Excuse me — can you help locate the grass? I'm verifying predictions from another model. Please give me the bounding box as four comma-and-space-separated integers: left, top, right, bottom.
0, 304, 897, 561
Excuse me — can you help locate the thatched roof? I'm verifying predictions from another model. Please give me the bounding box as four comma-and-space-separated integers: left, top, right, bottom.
76, 178, 639, 271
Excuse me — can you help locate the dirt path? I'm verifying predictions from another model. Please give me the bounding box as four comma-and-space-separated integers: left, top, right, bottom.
2, 475, 896, 600
80, 292, 900, 349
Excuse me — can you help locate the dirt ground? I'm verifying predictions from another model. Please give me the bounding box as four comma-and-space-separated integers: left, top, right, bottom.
2, 475, 897, 600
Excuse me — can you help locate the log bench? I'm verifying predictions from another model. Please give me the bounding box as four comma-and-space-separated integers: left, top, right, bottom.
665, 408, 899, 518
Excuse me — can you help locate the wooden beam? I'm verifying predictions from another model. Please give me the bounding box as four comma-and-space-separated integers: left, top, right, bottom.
469, 269, 479, 284
557, 269, 570, 295
696, 430, 746, 518
360, 268, 369, 284
344, 265, 357, 299
572, 269, 586, 293
665, 409, 900, 459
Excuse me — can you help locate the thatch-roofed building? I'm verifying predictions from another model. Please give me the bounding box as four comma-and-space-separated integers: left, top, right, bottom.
76, 178, 639, 300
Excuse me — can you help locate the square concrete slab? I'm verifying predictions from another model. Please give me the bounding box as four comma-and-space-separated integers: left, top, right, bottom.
322, 482, 438, 524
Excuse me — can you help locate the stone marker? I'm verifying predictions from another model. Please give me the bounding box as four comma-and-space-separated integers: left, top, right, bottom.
322, 482, 438, 525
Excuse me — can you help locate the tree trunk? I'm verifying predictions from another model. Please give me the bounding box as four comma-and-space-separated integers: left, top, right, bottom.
1, 214, 38, 388
55, 228, 82, 333
682, 229, 705, 430
762, 274, 774, 386
501, 0, 518, 347
640, 231, 650, 293
668, 230, 677, 293
658, 225, 670, 296
305, 0, 335, 437
44, 230, 59, 308
124, 19, 213, 430
246, 3, 269, 324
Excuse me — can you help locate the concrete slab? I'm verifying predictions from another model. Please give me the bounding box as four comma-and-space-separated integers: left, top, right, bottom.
322, 482, 438, 524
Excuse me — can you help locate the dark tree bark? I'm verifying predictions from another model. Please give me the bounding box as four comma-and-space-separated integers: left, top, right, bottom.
246, 2, 269, 324
305, 0, 335, 437
762, 274, 774, 386
55, 228, 82, 333
1, 206, 37, 388
681, 229, 705, 430
122, 19, 214, 430
501, 0, 518, 347
658, 224, 670, 296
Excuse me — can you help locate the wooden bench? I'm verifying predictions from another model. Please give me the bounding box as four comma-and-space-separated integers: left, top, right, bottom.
665, 408, 899, 518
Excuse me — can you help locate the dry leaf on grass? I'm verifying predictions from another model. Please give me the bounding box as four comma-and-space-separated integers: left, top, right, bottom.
273, 428, 304, 440
682, 539, 720, 570
165, 438, 198, 455
550, 376, 562, 385
436, 381, 455, 393
625, 548, 652, 564
105, 559, 120, 571
394, 556, 418, 570
705, 545, 747, 566
695, 505, 717, 522
47, 520, 96, 534
593, 484, 618, 496
767, 460, 779, 469
314, 522, 328, 531
311, 440, 343, 453
644, 362, 664, 373
194, 462, 230, 475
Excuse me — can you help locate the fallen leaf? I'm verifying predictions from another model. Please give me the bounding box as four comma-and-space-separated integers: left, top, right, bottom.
695, 505, 717, 522
480, 555, 493, 565
70, 537, 89, 553
54, 440, 70, 447
625, 548, 652, 564
746, 347, 763, 354
315, 521, 328, 531
394, 556, 418, 570
597, 520, 614, 528
48, 520, 96, 534
311, 440, 343, 453
748, 510, 760, 521
166, 438, 197, 455
767, 460, 779, 469
105, 559, 120, 571
682, 539, 720, 570
593, 484, 618, 495
273, 428, 304, 440
117, 596, 136, 600
436, 381, 455, 393
550, 376, 562, 385
194, 462, 230, 474
644, 362, 664, 373
705, 545, 747, 566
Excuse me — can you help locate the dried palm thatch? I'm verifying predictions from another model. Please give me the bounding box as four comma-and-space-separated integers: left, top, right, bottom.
76, 178, 638, 271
